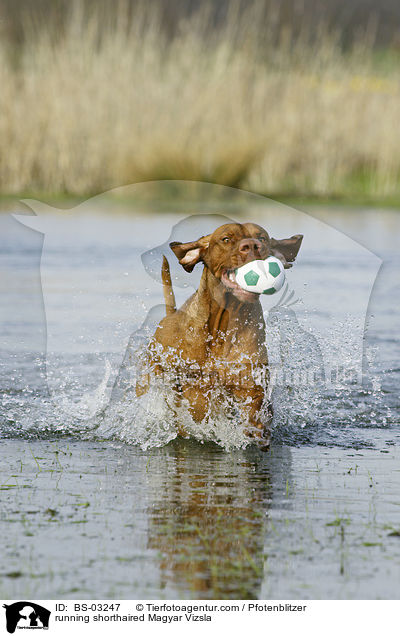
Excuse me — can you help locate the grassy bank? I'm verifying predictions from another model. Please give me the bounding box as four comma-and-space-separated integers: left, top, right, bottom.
1, 1, 400, 200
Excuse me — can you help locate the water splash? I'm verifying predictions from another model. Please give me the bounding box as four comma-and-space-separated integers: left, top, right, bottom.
0, 309, 394, 450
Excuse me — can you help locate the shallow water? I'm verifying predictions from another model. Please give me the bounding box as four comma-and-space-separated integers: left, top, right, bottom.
1, 437, 400, 599
1, 185, 399, 598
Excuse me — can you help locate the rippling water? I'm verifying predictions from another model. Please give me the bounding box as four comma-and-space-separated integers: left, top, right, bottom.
1, 185, 399, 598
1, 193, 398, 449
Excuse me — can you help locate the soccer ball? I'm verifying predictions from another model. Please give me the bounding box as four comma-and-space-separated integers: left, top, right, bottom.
235, 256, 285, 295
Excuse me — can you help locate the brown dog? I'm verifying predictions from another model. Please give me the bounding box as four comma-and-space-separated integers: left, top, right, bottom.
137, 222, 303, 449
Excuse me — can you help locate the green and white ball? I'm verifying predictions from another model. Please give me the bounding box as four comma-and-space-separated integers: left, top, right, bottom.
235, 256, 285, 295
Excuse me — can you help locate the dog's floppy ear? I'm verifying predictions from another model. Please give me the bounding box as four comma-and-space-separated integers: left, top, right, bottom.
170, 234, 211, 272
270, 234, 303, 269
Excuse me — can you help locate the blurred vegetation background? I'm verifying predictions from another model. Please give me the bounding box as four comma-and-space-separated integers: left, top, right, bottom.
1, 0, 400, 201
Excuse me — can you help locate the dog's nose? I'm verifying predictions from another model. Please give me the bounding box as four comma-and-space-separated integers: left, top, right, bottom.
238, 238, 262, 260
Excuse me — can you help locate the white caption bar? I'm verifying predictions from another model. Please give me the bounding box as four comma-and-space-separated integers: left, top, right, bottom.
1, 599, 397, 635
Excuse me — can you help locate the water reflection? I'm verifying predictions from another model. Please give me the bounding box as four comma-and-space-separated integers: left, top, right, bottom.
146, 441, 292, 599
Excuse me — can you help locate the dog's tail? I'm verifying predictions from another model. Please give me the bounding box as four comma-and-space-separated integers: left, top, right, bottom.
162, 256, 176, 315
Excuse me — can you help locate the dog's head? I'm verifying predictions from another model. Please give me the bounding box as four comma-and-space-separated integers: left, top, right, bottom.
170, 222, 303, 303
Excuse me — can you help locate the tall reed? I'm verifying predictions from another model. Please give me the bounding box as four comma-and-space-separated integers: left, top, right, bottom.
1, 1, 399, 198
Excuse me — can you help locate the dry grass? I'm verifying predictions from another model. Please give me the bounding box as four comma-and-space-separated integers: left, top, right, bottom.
1, 1, 400, 198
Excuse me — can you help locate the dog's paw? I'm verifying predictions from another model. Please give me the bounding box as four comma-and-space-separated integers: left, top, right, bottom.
244, 424, 271, 451
257, 434, 271, 452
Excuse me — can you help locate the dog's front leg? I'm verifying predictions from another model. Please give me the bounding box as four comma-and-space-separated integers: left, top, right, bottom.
232, 383, 272, 451
180, 383, 209, 424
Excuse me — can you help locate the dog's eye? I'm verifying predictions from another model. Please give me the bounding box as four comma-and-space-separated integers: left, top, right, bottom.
222, 237, 230, 243
258, 236, 267, 242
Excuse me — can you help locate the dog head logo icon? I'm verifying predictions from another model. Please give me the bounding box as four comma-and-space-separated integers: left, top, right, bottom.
3, 602, 51, 634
